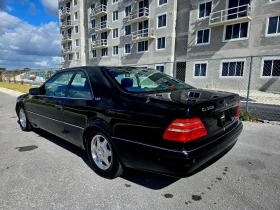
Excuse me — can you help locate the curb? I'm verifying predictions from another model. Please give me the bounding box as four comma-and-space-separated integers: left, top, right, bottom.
0, 87, 23, 97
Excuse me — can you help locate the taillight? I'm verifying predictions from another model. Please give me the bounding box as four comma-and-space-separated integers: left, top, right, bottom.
235, 102, 241, 119
163, 118, 207, 143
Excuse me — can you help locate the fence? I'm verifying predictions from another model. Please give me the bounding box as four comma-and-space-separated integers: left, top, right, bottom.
173, 56, 280, 122
1, 56, 279, 121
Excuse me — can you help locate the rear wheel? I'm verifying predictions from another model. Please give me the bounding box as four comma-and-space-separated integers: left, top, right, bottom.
86, 130, 123, 179
18, 107, 32, 131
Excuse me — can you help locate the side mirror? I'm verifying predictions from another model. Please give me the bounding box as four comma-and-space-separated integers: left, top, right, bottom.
29, 88, 41, 95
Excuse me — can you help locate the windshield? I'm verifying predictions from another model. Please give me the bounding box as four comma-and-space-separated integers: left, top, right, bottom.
106, 67, 193, 93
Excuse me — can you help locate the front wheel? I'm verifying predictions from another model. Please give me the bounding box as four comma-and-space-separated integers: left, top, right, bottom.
18, 107, 32, 131
86, 130, 123, 179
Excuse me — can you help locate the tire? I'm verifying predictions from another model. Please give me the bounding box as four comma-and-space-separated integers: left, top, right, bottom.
86, 130, 123, 179
17, 107, 33, 131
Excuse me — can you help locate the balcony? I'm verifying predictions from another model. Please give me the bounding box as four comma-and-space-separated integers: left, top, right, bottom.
209, 4, 252, 27
127, 7, 149, 23
61, 34, 72, 43
94, 21, 111, 32
59, 7, 71, 17
90, 5, 107, 17
59, 0, 71, 3
62, 47, 74, 54
92, 39, 108, 49
61, 20, 73, 29
132, 28, 155, 41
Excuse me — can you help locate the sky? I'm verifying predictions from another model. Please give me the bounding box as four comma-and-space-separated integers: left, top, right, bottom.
0, 0, 61, 70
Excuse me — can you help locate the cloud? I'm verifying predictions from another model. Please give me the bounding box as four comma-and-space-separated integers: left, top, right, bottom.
28, 2, 37, 14
0, 0, 5, 10
0, 12, 61, 70
40, 0, 58, 16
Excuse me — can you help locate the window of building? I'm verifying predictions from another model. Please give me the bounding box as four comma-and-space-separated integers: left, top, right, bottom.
157, 37, 166, 50
75, 25, 79, 33
267, 16, 280, 36
125, 25, 131, 36
194, 63, 207, 77
113, 0, 119, 3
113, 46, 119, 55
74, 12, 78, 20
159, 0, 167, 6
73, 0, 77, 6
75, 39, 80, 47
125, 5, 132, 17
124, 43, 131, 54
199, 1, 212, 18
91, 34, 96, 42
113, 11, 118, 21
102, 48, 108, 57
158, 14, 167, 28
69, 54, 73, 60
155, 64, 165, 72
137, 40, 148, 52
224, 22, 249, 41
91, 19, 96, 29
196, 29, 210, 45
76, 52, 80, 60
90, 3, 95, 10
92, 50, 97, 58
262, 59, 280, 76
113, 28, 118, 38
221, 61, 244, 77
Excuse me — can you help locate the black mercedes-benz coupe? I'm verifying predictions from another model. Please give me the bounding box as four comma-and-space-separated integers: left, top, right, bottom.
16, 66, 243, 179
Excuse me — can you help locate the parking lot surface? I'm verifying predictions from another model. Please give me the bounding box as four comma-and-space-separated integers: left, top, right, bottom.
0, 91, 280, 210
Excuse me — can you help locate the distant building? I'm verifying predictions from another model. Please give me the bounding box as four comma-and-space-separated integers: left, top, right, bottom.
58, 0, 280, 91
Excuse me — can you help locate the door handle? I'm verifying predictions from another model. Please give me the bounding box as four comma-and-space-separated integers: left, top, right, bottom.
55, 105, 63, 111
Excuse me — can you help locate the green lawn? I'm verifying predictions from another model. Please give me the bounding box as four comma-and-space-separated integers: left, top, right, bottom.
0, 82, 33, 93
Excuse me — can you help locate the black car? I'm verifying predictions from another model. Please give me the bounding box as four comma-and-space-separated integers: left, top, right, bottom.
16, 66, 243, 179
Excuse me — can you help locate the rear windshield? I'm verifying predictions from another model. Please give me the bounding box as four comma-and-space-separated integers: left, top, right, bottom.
106, 67, 193, 93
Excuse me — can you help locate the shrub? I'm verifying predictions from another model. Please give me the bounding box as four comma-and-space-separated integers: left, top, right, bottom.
239, 111, 257, 122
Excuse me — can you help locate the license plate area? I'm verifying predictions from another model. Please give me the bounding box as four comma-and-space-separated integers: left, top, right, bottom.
218, 110, 233, 127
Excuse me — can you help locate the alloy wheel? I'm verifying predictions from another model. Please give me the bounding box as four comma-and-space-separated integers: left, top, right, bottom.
19, 108, 27, 128
91, 135, 112, 170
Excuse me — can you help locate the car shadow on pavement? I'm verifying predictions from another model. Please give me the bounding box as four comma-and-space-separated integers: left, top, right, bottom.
121, 168, 180, 190
33, 129, 91, 168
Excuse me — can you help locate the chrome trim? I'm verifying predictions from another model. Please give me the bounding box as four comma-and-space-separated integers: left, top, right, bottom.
112, 136, 187, 154
35, 95, 93, 100
26, 110, 84, 130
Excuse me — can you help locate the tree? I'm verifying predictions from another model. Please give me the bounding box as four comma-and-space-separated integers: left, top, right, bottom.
0, 68, 6, 82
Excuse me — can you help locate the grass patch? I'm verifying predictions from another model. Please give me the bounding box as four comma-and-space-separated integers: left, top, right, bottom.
0, 82, 33, 93
239, 111, 257, 122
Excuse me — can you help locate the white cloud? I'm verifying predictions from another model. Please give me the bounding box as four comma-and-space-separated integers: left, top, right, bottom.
28, 2, 37, 14
0, 12, 61, 70
35, 61, 48, 66
40, 0, 58, 16
6, 6, 13, 11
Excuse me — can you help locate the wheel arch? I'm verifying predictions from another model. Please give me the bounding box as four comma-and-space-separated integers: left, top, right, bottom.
82, 118, 125, 167
82, 118, 112, 150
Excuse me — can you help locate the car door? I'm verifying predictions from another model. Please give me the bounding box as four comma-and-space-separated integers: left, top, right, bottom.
63, 70, 94, 146
31, 71, 75, 139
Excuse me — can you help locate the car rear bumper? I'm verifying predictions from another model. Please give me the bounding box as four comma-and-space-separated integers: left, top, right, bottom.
112, 121, 243, 177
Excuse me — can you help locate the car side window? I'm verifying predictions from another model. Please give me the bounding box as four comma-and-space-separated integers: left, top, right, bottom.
66, 71, 92, 99
43, 71, 74, 97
